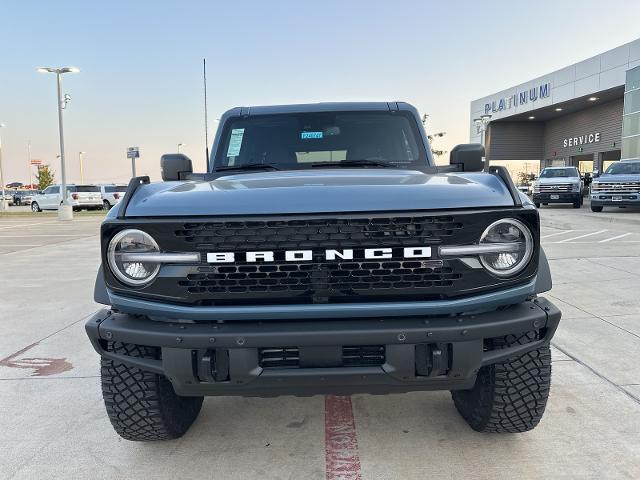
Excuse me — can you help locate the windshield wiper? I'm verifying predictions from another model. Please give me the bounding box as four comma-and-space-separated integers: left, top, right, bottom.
215, 163, 280, 172
310, 159, 396, 168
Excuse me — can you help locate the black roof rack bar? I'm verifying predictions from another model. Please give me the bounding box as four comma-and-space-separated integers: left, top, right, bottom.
117, 176, 150, 219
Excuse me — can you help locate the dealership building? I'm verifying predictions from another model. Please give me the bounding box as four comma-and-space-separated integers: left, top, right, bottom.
470, 38, 640, 176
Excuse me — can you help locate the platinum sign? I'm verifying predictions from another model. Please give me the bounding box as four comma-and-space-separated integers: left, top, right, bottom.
484, 82, 551, 115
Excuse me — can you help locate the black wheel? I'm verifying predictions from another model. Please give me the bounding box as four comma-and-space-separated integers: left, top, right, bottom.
451, 331, 551, 433
31, 201, 41, 212
15, 198, 22, 206
573, 201, 581, 209
534, 203, 541, 208
591, 205, 603, 212
103, 200, 111, 210
542, 203, 548, 206
101, 342, 204, 441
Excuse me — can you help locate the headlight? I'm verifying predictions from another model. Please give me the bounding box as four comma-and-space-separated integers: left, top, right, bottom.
572, 183, 580, 192
479, 219, 534, 277
532, 182, 540, 193
107, 229, 161, 286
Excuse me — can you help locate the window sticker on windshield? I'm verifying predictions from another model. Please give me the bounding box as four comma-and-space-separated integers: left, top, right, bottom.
301, 131, 323, 139
227, 128, 245, 156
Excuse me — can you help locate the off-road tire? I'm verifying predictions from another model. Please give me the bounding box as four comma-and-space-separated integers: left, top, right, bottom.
451, 331, 551, 433
100, 342, 204, 441
591, 205, 603, 212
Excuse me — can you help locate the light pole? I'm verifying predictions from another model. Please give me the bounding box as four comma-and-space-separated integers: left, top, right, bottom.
178, 143, 186, 153
79, 151, 86, 184
37, 66, 79, 220
473, 114, 492, 171
0, 124, 6, 211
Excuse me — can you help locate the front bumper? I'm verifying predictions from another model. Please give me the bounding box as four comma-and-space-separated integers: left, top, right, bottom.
86, 296, 561, 397
591, 193, 640, 207
533, 192, 581, 204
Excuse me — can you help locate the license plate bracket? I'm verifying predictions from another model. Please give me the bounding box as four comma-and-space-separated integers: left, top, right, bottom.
550, 194, 560, 200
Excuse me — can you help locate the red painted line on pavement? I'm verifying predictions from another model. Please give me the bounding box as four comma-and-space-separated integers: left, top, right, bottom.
325, 395, 362, 480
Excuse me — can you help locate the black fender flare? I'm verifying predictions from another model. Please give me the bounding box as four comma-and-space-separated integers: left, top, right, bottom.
94, 266, 110, 305
535, 247, 552, 293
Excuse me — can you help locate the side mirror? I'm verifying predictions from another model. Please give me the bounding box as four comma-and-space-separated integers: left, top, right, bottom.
449, 143, 485, 172
160, 154, 193, 181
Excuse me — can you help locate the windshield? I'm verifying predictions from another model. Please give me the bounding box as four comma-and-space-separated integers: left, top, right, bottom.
213, 111, 426, 171
73, 185, 100, 193
604, 161, 640, 175
539, 168, 578, 178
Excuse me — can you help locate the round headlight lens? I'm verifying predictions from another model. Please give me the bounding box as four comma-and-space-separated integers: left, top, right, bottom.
479, 219, 533, 277
107, 229, 161, 286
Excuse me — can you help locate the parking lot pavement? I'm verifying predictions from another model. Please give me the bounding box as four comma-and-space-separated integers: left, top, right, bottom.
1, 209, 640, 480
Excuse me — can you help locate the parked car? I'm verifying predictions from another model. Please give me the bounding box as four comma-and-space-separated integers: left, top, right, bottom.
11, 190, 37, 206
99, 184, 128, 210
86, 101, 560, 441
1, 190, 13, 206
532, 166, 583, 208
31, 184, 103, 212
590, 160, 640, 212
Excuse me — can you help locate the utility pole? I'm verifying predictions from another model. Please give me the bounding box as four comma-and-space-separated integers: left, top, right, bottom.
27, 140, 32, 188
37, 66, 79, 220
79, 151, 86, 184
0, 124, 6, 211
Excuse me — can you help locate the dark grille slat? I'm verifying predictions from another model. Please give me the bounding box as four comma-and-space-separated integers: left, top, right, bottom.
178, 258, 463, 295
177, 216, 463, 250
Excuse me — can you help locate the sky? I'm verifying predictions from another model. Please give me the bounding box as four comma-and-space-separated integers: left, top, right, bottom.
1, 0, 640, 185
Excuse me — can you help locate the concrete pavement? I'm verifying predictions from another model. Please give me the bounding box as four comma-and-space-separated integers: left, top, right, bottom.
1, 208, 639, 479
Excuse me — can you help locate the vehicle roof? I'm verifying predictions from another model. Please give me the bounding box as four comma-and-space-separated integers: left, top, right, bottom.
223, 101, 416, 116
542, 166, 578, 170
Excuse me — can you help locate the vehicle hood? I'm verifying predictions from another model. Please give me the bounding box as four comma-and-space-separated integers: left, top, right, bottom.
596, 174, 640, 183
536, 177, 580, 184
120, 169, 515, 217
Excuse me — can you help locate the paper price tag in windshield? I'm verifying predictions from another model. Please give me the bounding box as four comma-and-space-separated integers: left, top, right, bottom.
227, 129, 245, 157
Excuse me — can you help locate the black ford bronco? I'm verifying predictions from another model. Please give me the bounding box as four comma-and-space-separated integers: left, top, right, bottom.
86, 102, 560, 441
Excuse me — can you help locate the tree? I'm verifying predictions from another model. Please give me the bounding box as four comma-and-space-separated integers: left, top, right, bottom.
422, 114, 447, 158
36, 164, 55, 190
517, 171, 536, 186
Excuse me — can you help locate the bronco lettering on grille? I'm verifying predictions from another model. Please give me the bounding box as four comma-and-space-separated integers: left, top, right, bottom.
206, 247, 432, 263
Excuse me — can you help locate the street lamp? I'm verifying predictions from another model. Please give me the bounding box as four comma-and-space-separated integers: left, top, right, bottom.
37, 66, 79, 220
79, 151, 86, 184
473, 114, 492, 171
177, 143, 186, 153
0, 124, 6, 211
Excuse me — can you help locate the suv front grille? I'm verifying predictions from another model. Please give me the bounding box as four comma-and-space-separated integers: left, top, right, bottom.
592, 182, 640, 193
538, 183, 573, 192
178, 260, 462, 297
101, 209, 540, 306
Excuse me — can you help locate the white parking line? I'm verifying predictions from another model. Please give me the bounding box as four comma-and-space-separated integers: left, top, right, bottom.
599, 233, 633, 243
0, 234, 92, 238
541, 230, 574, 239
556, 229, 608, 243
0, 245, 41, 247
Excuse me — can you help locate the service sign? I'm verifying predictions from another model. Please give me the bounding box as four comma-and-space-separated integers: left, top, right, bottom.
563, 132, 600, 148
